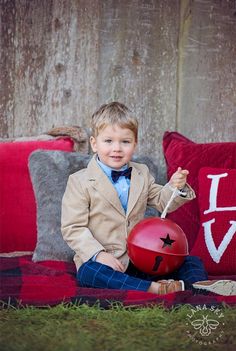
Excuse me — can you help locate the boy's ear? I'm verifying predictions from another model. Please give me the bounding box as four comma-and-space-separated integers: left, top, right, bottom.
90, 136, 97, 152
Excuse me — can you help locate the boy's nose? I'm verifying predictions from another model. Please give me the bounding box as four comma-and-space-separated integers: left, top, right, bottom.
112, 142, 121, 151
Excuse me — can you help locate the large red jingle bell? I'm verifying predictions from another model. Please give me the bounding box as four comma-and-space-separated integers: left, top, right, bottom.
127, 217, 189, 275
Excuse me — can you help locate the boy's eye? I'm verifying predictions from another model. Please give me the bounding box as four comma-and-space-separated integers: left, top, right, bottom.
123, 140, 131, 144
104, 139, 112, 143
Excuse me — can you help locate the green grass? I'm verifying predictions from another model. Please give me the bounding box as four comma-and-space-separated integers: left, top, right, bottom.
0, 303, 235, 351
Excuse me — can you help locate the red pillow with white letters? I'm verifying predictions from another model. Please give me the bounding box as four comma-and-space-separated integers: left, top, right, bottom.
163, 131, 236, 250
191, 167, 236, 275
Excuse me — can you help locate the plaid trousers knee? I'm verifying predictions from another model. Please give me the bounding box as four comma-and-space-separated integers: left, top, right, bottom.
153, 256, 208, 284
77, 255, 208, 290
77, 260, 152, 291
174, 255, 208, 284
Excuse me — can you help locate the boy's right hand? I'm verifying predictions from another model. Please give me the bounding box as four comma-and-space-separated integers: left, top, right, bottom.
96, 251, 125, 272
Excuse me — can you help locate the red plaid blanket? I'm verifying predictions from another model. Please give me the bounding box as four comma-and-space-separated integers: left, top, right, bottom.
1, 255, 236, 308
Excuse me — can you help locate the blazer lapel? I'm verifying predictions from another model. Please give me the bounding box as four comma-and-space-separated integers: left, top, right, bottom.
87, 156, 125, 216
126, 165, 144, 217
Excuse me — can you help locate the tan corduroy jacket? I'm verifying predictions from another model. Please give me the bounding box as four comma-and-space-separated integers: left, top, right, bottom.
61, 155, 195, 270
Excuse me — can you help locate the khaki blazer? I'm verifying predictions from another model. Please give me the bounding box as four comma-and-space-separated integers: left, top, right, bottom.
61, 155, 195, 270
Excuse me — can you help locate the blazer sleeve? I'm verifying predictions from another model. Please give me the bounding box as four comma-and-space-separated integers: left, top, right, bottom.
61, 174, 105, 263
146, 171, 196, 213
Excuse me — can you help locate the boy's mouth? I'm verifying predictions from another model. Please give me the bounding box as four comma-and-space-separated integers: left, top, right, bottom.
111, 156, 123, 160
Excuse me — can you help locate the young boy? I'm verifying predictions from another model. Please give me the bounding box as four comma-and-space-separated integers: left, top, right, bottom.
61, 102, 236, 296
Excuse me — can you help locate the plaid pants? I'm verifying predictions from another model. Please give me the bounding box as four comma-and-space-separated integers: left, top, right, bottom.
77, 256, 208, 291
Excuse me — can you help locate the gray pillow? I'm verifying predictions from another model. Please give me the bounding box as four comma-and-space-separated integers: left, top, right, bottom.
29, 150, 91, 262
29, 150, 159, 262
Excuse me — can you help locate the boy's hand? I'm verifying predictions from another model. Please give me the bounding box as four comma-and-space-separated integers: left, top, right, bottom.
169, 167, 189, 190
96, 251, 125, 272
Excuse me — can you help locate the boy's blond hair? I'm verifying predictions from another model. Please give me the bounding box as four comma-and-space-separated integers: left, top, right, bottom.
91, 102, 138, 141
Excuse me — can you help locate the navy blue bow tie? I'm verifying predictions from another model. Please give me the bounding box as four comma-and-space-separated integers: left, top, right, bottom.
111, 167, 132, 183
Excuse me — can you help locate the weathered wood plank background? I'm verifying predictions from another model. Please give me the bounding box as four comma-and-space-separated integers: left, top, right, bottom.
1, 0, 236, 181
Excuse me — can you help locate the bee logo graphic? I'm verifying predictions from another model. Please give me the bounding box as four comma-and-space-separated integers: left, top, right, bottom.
191, 315, 219, 336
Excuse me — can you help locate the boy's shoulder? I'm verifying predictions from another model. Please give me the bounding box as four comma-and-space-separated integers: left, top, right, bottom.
130, 160, 149, 173
68, 155, 94, 181
69, 167, 88, 180
130, 157, 158, 180
68, 157, 153, 183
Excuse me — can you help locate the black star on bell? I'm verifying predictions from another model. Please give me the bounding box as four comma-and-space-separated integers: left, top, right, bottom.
160, 233, 175, 248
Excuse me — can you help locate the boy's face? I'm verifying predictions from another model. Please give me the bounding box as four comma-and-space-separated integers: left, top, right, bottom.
90, 124, 137, 169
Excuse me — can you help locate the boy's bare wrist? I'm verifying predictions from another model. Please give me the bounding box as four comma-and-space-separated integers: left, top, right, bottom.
91, 250, 105, 262
168, 182, 186, 191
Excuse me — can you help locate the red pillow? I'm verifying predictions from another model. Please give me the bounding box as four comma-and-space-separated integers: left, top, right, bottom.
0, 138, 74, 253
163, 131, 236, 250
191, 167, 236, 275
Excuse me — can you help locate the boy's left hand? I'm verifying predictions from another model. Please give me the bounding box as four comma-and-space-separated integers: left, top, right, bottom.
169, 167, 189, 190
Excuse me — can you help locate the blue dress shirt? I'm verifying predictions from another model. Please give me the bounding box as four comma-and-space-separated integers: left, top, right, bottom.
91, 157, 131, 262
97, 157, 131, 213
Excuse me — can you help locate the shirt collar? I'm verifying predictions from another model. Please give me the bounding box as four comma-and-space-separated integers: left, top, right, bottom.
96, 156, 128, 178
